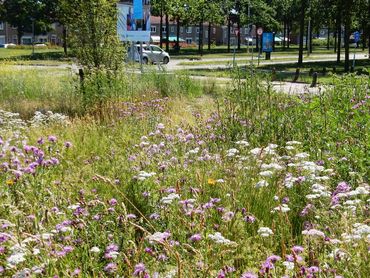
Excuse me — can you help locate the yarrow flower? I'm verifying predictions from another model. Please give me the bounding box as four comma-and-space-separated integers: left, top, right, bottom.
258, 227, 273, 237
147, 231, 171, 244
208, 232, 236, 245
302, 229, 325, 238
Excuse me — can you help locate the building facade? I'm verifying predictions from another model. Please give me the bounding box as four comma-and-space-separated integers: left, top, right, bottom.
0, 21, 64, 45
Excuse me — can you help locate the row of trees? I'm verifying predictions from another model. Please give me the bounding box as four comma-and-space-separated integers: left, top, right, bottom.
0, 0, 369, 70
151, 0, 370, 70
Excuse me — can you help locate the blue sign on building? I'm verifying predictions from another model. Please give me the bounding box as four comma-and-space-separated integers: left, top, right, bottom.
262, 33, 273, 52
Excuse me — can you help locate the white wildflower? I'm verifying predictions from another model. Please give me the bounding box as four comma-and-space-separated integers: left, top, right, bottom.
90, 246, 100, 253
257, 227, 274, 237
302, 229, 325, 238
235, 140, 249, 146
226, 148, 239, 157
271, 204, 290, 213
161, 193, 180, 204
208, 232, 236, 245
255, 180, 269, 188
259, 170, 273, 178
7, 253, 26, 266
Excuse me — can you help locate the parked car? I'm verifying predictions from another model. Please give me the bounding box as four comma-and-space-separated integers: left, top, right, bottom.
0, 43, 16, 48
127, 44, 170, 64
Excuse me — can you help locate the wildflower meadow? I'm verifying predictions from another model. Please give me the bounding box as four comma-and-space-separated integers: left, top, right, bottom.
0, 68, 369, 278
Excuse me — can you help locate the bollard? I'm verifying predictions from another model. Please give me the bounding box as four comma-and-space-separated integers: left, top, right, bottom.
293, 68, 300, 82
322, 67, 327, 76
271, 67, 277, 81
309, 68, 314, 76
78, 68, 85, 94
310, 72, 318, 88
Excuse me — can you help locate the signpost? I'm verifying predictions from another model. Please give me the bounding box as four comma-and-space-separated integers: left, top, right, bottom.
233, 28, 240, 67
257, 28, 263, 66
353, 31, 360, 69
117, 1, 151, 71
262, 32, 273, 60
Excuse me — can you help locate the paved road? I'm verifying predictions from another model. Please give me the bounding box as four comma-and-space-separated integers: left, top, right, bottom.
165, 53, 369, 70
5, 53, 366, 95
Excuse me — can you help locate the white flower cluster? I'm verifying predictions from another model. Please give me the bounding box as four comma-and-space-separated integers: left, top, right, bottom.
341, 223, 370, 242
226, 148, 239, 157
208, 232, 236, 245
137, 171, 156, 181
271, 204, 291, 213
258, 227, 274, 237
29, 111, 70, 127
0, 110, 26, 132
235, 140, 249, 147
302, 229, 325, 238
161, 193, 180, 204
306, 183, 331, 200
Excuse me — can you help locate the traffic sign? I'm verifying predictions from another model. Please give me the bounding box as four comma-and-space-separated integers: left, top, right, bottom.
354, 31, 360, 43
257, 27, 263, 36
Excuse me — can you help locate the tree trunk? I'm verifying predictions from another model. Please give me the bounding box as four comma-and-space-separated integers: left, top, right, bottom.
227, 18, 231, 53
287, 21, 291, 49
159, 11, 163, 49
17, 29, 23, 45
327, 27, 330, 50
336, 14, 342, 63
176, 17, 180, 53
165, 14, 169, 52
283, 20, 286, 49
298, 0, 307, 65
198, 21, 203, 55
344, 1, 353, 72
368, 1, 370, 58
63, 26, 68, 56
237, 20, 241, 50
208, 22, 211, 51
309, 20, 313, 54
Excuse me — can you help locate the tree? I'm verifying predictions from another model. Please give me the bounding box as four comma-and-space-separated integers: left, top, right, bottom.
0, 0, 48, 44
60, 0, 124, 72
298, 0, 308, 65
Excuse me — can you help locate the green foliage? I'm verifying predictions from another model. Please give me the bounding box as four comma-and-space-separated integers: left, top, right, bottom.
60, 0, 124, 72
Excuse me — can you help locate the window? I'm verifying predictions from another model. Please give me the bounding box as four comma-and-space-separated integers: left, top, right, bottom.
21, 37, 32, 45
12, 35, 18, 44
196, 27, 200, 34
162, 26, 166, 33
0, 22, 4, 30
213, 27, 216, 35
205, 31, 208, 39
170, 26, 174, 33
150, 26, 156, 32
180, 27, 183, 33
0, 36, 5, 44
150, 45, 163, 52
186, 27, 192, 34
186, 38, 192, 44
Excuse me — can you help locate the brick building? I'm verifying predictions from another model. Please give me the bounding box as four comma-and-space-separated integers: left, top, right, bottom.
0, 21, 64, 45
149, 16, 254, 47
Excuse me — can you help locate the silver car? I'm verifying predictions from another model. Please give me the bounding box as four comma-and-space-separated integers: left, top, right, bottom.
128, 44, 170, 64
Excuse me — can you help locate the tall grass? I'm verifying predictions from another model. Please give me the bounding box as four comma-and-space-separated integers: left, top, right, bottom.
219, 67, 369, 176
